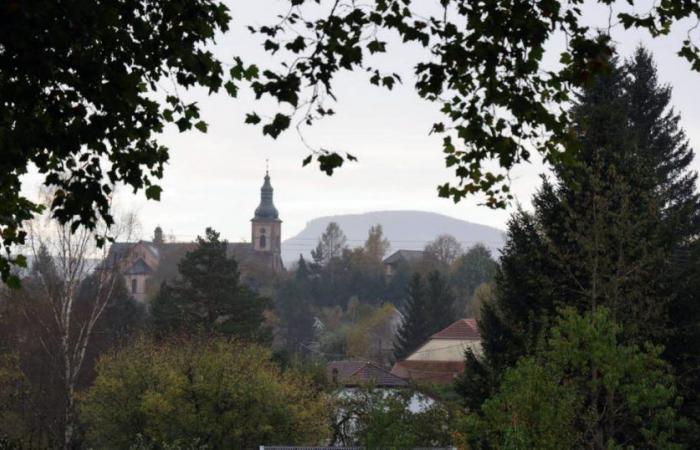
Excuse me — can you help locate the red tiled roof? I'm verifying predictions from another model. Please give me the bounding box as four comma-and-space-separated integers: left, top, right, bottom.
430, 318, 480, 340
390, 360, 465, 385
327, 360, 408, 388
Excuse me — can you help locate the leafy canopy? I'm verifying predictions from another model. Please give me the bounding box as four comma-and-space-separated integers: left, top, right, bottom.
0, 0, 239, 285
81, 337, 330, 449
247, 0, 700, 208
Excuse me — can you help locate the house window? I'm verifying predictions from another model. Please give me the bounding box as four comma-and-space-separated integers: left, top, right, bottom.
259, 228, 267, 249
131, 278, 137, 294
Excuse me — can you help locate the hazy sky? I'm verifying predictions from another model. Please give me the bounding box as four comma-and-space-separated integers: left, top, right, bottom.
32, 1, 700, 244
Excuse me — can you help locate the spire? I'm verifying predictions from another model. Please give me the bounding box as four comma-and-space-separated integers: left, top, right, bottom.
254, 167, 279, 220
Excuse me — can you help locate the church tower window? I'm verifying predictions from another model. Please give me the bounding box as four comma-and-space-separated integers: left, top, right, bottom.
259, 228, 267, 249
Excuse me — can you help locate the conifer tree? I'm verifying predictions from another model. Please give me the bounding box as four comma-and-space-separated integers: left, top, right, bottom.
458, 48, 700, 432
626, 47, 700, 440
150, 228, 271, 342
393, 274, 429, 360
425, 271, 456, 333
276, 255, 316, 356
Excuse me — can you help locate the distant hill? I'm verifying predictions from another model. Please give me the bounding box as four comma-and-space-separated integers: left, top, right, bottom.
282, 210, 505, 265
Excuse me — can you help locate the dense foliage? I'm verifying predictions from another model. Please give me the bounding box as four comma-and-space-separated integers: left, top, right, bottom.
249, 1, 700, 208
81, 338, 330, 449
461, 308, 683, 449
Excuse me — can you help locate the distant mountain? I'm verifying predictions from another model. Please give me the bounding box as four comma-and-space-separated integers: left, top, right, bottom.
282, 210, 505, 265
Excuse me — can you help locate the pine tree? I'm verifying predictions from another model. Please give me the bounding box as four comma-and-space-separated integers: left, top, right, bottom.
458, 49, 700, 429
393, 274, 429, 360
150, 228, 271, 341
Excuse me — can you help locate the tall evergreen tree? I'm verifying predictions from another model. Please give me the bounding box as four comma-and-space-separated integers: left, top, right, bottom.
626, 47, 700, 440
150, 228, 271, 342
458, 48, 700, 431
425, 270, 456, 333
276, 256, 316, 357
394, 274, 429, 360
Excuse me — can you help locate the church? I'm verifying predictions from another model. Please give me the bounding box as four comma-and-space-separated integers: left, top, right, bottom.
108, 170, 284, 302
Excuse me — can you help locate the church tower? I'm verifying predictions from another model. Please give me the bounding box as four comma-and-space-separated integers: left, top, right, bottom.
251, 169, 283, 271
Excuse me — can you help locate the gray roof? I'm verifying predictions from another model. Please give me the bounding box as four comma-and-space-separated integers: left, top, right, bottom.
382, 249, 424, 265
254, 172, 279, 220
124, 258, 153, 275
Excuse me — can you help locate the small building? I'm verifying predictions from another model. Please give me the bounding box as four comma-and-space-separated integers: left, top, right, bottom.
391, 318, 481, 384
382, 249, 424, 277
107, 170, 284, 302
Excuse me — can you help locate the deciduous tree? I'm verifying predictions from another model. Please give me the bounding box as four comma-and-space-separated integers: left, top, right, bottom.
81, 338, 330, 449
0, 0, 235, 284
424, 234, 463, 269
311, 222, 348, 265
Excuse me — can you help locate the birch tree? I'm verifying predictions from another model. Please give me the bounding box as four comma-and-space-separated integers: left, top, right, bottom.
24, 201, 137, 449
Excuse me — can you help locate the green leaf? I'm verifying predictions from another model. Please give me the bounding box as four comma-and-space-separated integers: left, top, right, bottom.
145, 185, 162, 201
245, 113, 261, 125
194, 121, 208, 133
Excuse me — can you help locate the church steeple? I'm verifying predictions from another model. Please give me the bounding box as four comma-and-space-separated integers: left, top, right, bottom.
254, 169, 279, 220
251, 167, 283, 273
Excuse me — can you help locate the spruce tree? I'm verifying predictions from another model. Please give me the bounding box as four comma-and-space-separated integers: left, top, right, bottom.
425, 270, 456, 333
150, 228, 271, 341
393, 274, 429, 360
626, 47, 700, 441
276, 256, 316, 356
458, 48, 700, 431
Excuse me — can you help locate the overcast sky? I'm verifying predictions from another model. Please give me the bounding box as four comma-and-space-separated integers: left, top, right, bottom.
31, 1, 700, 244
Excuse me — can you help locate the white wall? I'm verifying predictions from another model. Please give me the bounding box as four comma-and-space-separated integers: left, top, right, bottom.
406, 338, 482, 361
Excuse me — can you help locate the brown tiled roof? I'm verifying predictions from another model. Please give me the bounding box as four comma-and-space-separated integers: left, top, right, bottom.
328, 360, 408, 388
430, 318, 480, 340
390, 360, 465, 385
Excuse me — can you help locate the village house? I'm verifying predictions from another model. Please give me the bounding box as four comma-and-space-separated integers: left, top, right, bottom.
381, 249, 424, 278
391, 318, 482, 384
